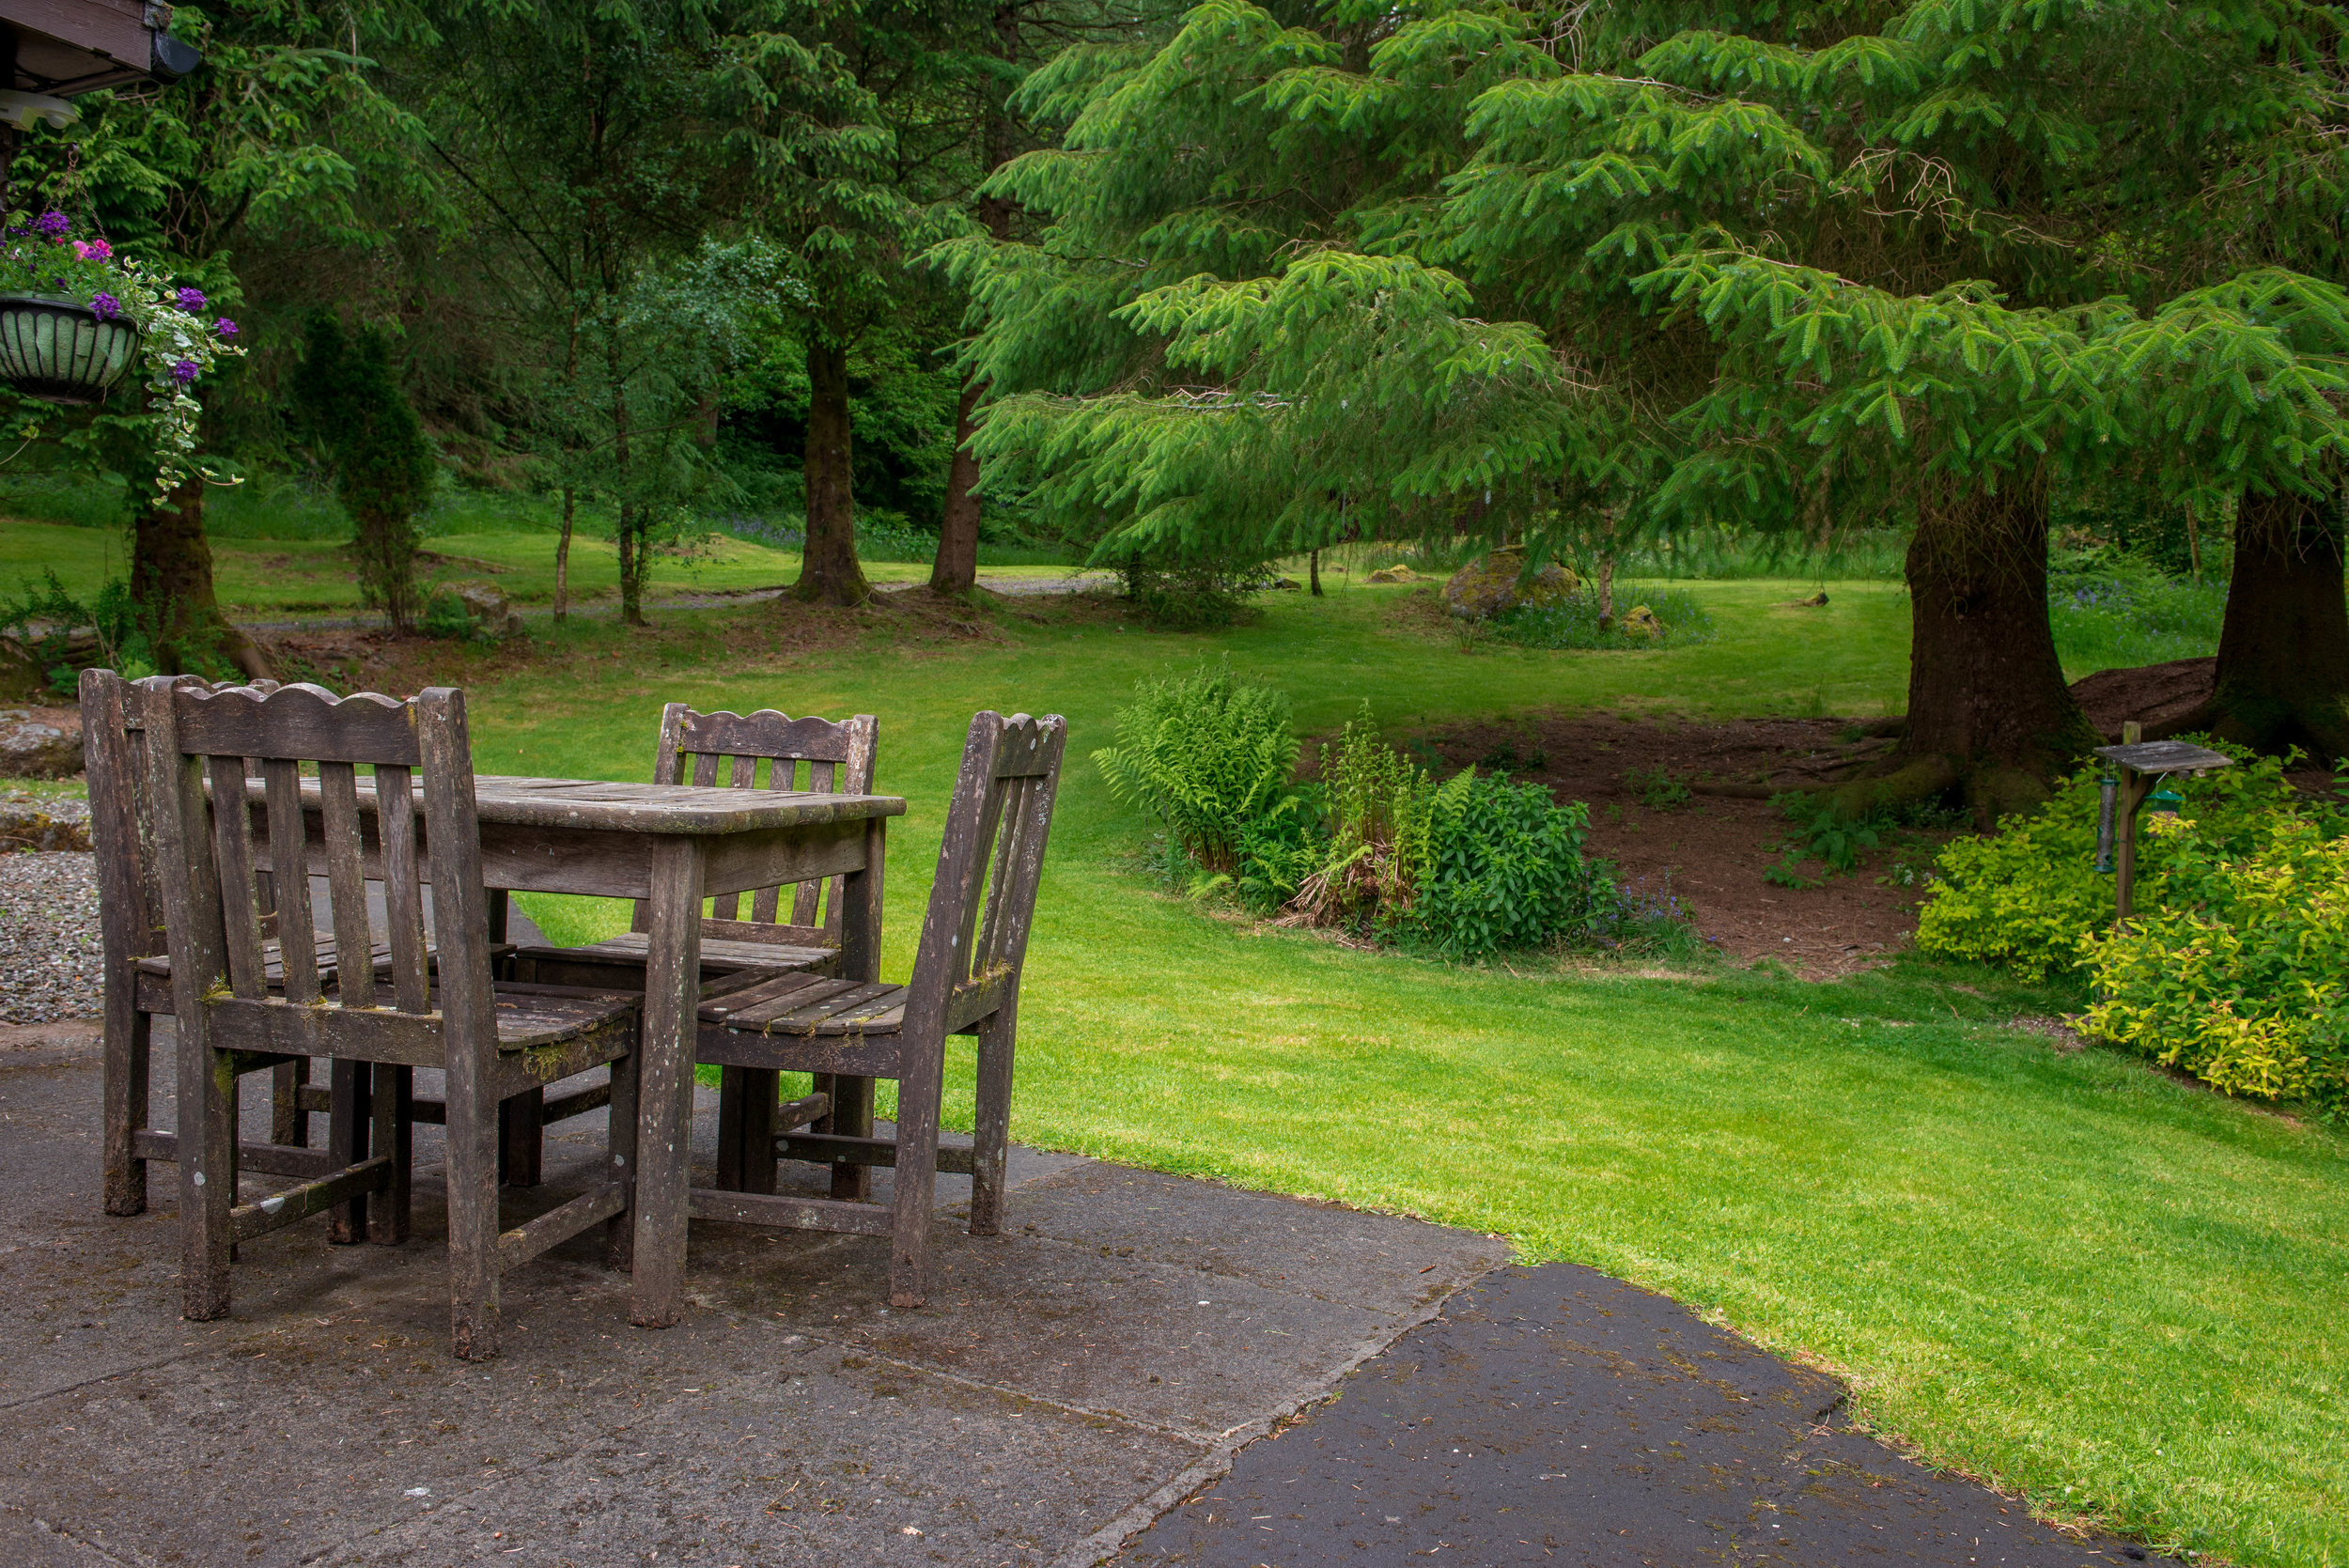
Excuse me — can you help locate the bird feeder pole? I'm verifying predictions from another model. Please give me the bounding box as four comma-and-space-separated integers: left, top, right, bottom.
2092, 730, 2232, 923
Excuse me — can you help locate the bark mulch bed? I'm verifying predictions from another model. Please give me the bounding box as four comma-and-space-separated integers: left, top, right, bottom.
1407, 712, 1952, 979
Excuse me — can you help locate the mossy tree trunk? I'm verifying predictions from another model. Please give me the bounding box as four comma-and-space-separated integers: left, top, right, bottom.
132, 474, 272, 679
1834, 475, 2097, 820
2164, 485, 2349, 762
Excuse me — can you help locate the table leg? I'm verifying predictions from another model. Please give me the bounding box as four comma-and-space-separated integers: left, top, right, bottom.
830, 816, 886, 1203
630, 836, 705, 1329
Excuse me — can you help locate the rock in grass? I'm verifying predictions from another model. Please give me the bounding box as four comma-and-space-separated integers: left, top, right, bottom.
1365, 565, 1417, 584
1622, 604, 1665, 640
0, 791, 91, 852
1442, 548, 1578, 619
0, 708, 82, 779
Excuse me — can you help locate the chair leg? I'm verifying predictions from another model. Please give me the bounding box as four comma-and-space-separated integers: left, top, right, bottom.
102, 1005, 151, 1217
271, 1057, 311, 1148
715, 1065, 746, 1193
445, 1052, 502, 1360
970, 1002, 1019, 1237
829, 1074, 876, 1203
367, 1065, 412, 1245
604, 1053, 640, 1273
739, 1068, 779, 1196
327, 1061, 369, 1245
887, 1032, 946, 1310
179, 1037, 236, 1322
499, 1087, 544, 1188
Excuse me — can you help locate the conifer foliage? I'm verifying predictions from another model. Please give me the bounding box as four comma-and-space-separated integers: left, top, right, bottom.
290, 314, 437, 632
955, 0, 2349, 794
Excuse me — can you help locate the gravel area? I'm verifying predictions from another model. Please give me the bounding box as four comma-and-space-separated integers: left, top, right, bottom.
0, 850, 101, 1025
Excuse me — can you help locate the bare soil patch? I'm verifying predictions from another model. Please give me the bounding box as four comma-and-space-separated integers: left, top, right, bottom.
2069, 657, 2213, 741
1406, 712, 1955, 977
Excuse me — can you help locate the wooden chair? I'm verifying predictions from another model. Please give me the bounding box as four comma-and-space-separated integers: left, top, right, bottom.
506, 703, 879, 1193
693, 709, 1066, 1308
138, 677, 641, 1358
82, 669, 519, 1217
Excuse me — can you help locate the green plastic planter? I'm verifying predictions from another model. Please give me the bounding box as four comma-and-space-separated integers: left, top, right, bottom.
0, 294, 141, 405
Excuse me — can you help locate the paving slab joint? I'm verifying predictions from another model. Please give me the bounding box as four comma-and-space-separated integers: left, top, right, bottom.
1046, 1251, 1509, 1568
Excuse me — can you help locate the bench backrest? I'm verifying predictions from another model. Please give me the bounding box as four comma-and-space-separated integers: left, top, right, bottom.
137, 679, 495, 1049
902, 711, 1067, 1035
631, 703, 879, 948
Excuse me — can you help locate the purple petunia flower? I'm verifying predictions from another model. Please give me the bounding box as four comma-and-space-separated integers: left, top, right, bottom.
174, 287, 207, 313
33, 211, 70, 240
90, 292, 122, 321
71, 239, 113, 261
171, 359, 200, 383
215, 318, 239, 341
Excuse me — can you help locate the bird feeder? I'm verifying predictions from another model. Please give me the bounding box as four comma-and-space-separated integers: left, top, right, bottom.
2092, 735, 2232, 922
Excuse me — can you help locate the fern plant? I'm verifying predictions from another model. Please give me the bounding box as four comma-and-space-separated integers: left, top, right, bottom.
1093, 661, 1299, 873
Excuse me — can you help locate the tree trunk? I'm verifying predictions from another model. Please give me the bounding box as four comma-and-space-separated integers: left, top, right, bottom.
606, 326, 646, 627
554, 485, 575, 621
931, 374, 986, 597
132, 474, 272, 679
795, 337, 870, 606
1309, 548, 1322, 596
2167, 485, 2349, 761
1839, 475, 2095, 820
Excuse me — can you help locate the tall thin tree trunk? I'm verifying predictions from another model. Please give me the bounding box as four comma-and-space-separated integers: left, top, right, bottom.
930, 1, 1022, 598
795, 336, 870, 606
1309, 549, 1322, 596
554, 485, 575, 622
133, 472, 272, 679
608, 327, 644, 627
931, 375, 986, 596
2168, 484, 2349, 760
1841, 474, 2095, 820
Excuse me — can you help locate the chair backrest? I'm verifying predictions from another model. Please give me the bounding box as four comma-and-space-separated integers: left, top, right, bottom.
136, 679, 497, 1051
632, 703, 879, 946
82, 670, 284, 970
901, 711, 1067, 1034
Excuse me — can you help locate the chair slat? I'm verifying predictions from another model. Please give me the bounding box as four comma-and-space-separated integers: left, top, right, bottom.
205, 753, 269, 1000
954, 769, 1010, 986
263, 758, 321, 1004
318, 761, 376, 1009
376, 765, 431, 1014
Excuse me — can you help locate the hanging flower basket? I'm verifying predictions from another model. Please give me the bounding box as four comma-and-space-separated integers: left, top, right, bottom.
0, 293, 142, 405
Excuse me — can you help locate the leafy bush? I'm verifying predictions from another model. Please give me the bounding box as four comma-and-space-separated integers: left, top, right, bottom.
1110, 555, 1275, 629
1288, 706, 1431, 931
1094, 662, 1299, 872
2083, 815, 2349, 1114
1917, 748, 2323, 981
1, 569, 160, 691
1486, 585, 1716, 650
1405, 768, 1616, 958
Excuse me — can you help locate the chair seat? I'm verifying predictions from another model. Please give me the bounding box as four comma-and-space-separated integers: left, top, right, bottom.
703, 972, 907, 1037
488, 983, 644, 1051
515, 933, 835, 977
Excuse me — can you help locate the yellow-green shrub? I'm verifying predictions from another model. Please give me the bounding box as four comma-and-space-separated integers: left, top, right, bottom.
1916, 748, 2317, 980
2084, 815, 2349, 1114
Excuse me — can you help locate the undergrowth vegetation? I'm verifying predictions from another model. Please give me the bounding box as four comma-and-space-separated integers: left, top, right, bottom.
1485, 584, 1716, 651
1920, 749, 2349, 1114
1093, 664, 1636, 960
2046, 544, 2228, 671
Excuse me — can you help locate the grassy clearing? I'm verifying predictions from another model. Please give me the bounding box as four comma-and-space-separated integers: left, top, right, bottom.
440, 580, 2348, 1568
0, 514, 1081, 617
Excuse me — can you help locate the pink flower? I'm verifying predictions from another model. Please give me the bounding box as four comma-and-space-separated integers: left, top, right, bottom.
70, 240, 113, 261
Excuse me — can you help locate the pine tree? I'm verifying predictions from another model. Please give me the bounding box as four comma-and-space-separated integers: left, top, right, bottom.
956, 0, 2349, 802
290, 313, 437, 631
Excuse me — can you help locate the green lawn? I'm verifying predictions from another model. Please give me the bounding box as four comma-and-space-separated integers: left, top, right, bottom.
0, 516, 1079, 617
431, 581, 2345, 1568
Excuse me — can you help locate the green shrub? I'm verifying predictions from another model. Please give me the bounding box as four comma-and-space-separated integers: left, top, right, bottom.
1094, 662, 1299, 872
1917, 747, 2324, 981
1486, 585, 1716, 651
1406, 768, 1616, 958
1287, 706, 1432, 931
2084, 813, 2349, 1115
1, 569, 160, 691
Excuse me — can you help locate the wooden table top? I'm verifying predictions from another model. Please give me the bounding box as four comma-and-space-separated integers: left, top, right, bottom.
252, 772, 908, 835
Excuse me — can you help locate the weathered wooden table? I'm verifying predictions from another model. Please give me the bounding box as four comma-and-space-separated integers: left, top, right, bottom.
249, 772, 906, 1328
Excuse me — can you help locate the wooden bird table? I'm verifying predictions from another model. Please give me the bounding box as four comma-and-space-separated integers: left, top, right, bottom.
243, 772, 906, 1329
2092, 738, 2232, 921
